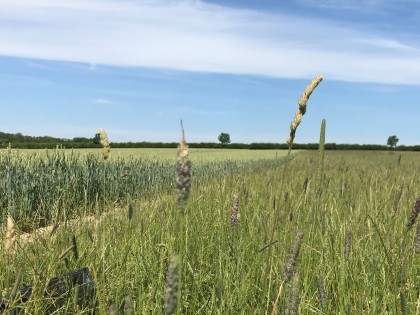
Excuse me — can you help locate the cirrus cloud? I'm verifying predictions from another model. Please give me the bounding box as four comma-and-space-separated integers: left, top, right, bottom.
0, 0, 419, 84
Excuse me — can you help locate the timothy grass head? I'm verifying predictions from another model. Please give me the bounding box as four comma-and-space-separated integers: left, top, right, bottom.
175, 121, 192, 205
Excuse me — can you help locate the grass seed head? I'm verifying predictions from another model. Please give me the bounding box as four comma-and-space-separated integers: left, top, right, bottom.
107, 304, 118, 315
393, 187, 403, 214
282, 230, 304, 283
315, 275, 327, 312
284, 272, 302, 315
164, 254, 180, 315
176, 121, 192, 204
286, 75, 323, 147
344, 229, 353, 261
407, 196, 420, 230
414, 223, 420, 254
5, 215, 16, 251
123, 296, 134, 315
230, 193, 240, 228
98, 128, 111, 160
128, 202, 134, 221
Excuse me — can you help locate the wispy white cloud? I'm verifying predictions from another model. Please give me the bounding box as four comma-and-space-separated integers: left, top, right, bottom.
0, 0, 419, 84
297, 0, 385, 10
93, 98, 113, 105
297, 0, 418, 11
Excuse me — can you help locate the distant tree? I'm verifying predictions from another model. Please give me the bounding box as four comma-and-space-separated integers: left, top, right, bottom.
93, 133, 101, 145
218, 133, 231, 146
387, 135, 399, 149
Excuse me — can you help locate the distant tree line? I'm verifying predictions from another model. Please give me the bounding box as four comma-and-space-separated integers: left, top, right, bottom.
0, 131, 101, 149
1, 131, 420, 151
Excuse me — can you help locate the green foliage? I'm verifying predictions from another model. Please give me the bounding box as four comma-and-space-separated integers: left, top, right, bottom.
387, 135, 399, 149
218, 133, 231, 146
93, 133, 101, 145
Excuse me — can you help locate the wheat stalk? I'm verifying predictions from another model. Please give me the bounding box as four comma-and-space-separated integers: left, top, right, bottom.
286, 75, 323, 148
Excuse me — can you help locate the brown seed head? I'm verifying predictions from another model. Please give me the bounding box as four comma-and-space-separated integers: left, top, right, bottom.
407, 196, 420, 230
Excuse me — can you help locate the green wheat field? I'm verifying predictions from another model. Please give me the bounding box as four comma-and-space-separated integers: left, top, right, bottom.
1, 145, 420, 314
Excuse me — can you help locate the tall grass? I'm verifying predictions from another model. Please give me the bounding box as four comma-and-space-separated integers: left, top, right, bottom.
1, 149, 420, 313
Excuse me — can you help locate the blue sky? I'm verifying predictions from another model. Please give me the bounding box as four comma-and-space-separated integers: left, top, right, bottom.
1, 0, 420, 145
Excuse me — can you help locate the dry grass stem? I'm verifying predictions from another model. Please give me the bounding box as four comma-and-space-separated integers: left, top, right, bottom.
59, 244, 75, 260
286, 75, 323, 147
270, 282, 284, 315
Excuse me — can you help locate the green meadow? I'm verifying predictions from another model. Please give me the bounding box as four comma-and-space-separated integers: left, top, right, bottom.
1, 145, 419, 314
